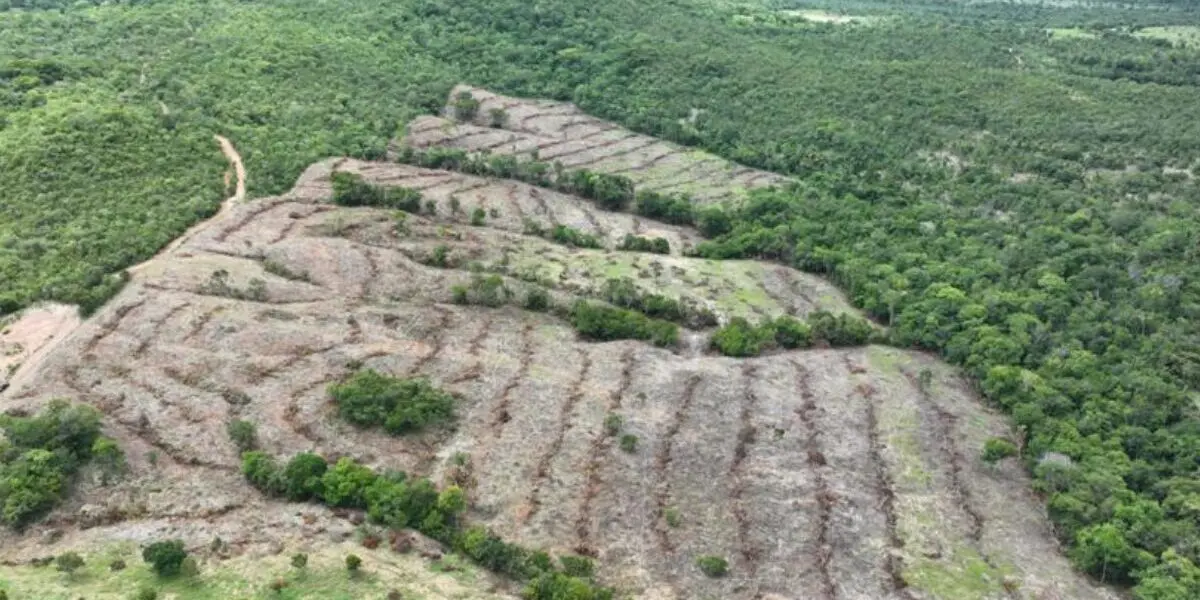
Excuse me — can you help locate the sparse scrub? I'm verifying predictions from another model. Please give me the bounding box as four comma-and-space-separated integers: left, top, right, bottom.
711, 311, 876, 357
54, 552, 84, 576
617, 234, 670, 255
329, 370, 456, 435
489, 108, 509, 128
603, 413, 623, 436
982, 438, 1020, 464
226, 419, 258, 452
452, 273, 511, 307
199, 269, 268, 302
602, 277, 717, 328
524, 286, 552, 312
471, 207, 487, 226
262, 259, 309, 282
619, 434, 638, 453
664, 507, 681, 528
345, 553, 363, 573
710, 317, 775, 357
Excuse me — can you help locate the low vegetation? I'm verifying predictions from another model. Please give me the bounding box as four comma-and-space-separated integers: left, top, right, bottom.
328, 370, 456, 436
616, 234, 670, 255
710, 311, 877, 357
331, 172, 422, 212
569, 300, 678, 347
600, 277, 718, 329
241, 451, 614, 599
0, 399, 120, 527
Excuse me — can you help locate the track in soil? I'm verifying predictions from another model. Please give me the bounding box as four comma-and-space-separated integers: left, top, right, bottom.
574, 346, 636, 553
652, 374, 703, 553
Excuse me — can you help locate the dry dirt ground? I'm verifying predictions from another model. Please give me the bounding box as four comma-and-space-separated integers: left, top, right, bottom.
0, 91, 1121, 600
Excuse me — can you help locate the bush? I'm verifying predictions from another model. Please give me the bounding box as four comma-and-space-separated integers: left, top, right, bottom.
282, 452, 328, 502
453, 273, 510, 307
470, 207, 487, 226
134, 587, 157, 600
329, 370, 456, 435
603, 413, 623, 436
806, 310, 875, 347
110, 558, 126, 571
55, 551, 84, 574
633, 191, 694, 226
772, 316, 813, 349
179, 556, 200, 578
241, 451, 285, 496
619, 434, 638, 453
523, 571, 615, 600
695, 555, 728, 577
696, 207, 732, 238
570, 301, 678, 347
452, 91, 480, 121
981, 438, 1019, 464
291, 553, 308, 569
617, 234, 670, 255
142, 539, 188, 577
331, 172, 421, 212
711, 317, 775, 357
321, 457, 378, 509
488, 108, 508, 128
524, 287, 552, 312
549, 225, 602, 249
559, 555, 595, 578
345, 553, 363, 573
226, 419, 257, 452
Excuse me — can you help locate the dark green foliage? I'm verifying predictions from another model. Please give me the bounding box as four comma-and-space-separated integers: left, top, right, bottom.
981, 438, 1020, 464
110, 558, 126, 571
633, 191, 694, 226
282, 452, 327, 502
617, 234, 669, 255
135, 587, 157, 600
452, 91, 480, 122
601, 278, 716, 328
470, 207, 487, 226
523, 572, 615, 600
331, 172, 422, 212
523, 286, 552, 312
696, 207, 732, 238
142, 539, 187, 577
710, 317, 775, 358
805, 310, 876, 347
695, 555, 728, 578
570, 301, 678, 347
345, 553, 362, 573
771, 316, 813, 349
618, 434, 638, 453
549, 225, 602, 249
291, 553, 308, 569
240, 451, 285, 497
329, 370, 456, 435
488, 108, 508, 129
321, 456, 378, 509
226, 419, 257, 453
0, 399, 107, 527
55, 551, 83, 574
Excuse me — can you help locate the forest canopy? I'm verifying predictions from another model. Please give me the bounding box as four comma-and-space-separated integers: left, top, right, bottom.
2, 0, 1199, 597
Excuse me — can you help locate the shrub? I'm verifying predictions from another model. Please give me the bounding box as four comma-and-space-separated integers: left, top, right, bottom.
664, 507, 681, 528
695, 555, 729, 577
179, 556, 200, 578
452, 91, 480, 121
806, 310, 875, 347
711, 317, 775, 357
134, 587, 157, 600
772, 316, 813, 349
523, 572, 614, 600
570, 301, 678, 347
601, 278, 716, 328
241, 451, 285, 496
55, 551, 84, 575
603, 413, 623, 436
634, 191, 694, 225
454, 273, 510, 307
345, 553, 363, 573
110, 558, 126, 571
696, 206, 732, 238
329, 370, 456, 435
282, 452, 328, 501
549, 225, 602, 249
488, 108, 508, 128
619, 434, 638, 453
291, 553, 308, 569
524, 287, 551, 312
470, 207, 486, 226
559, 555, 595, 578
982, 438, 1020, 464
226, 419, 257, 452
617, 234, 670, 255
321, 457, 378, 509
142, 539, 188, 577
331, 172, 421, 212
91, 436, 126, 480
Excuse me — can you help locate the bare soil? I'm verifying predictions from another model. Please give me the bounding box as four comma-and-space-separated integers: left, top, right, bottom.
0, 98, 1119, 600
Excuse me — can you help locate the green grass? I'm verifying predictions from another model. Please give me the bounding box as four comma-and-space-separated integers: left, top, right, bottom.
1135, 25, 1200, 46
0, 542, 505, 600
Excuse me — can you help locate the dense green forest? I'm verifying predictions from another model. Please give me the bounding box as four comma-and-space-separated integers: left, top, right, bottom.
3, 0, 1200, 597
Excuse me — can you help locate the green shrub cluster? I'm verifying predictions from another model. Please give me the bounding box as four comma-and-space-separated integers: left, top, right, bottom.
570, 300, 678, 347
142, 540, 188, 577
242, 451, 612, 599
0, 399, 119, 527
616, 234, 669, 255
633, 191, 695, 226
549, 225, 602, 249
601, 277, 717, 328
710, 311, 876, 357
331, 172, 422, 212
451, 273, 511, 307
328, 370, 456, 435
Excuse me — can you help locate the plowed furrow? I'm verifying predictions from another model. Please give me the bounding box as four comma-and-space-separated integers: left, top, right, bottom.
409, 306, 454, 375
653, 374, 703, 553
516, 106, 580, 131
731, 363, 761, 576
792, 359, 838, 600
451, 313, 494, 384
269, 217, 305, 245
527, 346, 591, 522
250, 344, 340, 383
476, 135, 526, 153
504, 184, 527, 221
213, 201, 288, 243
359, 247, 380, 300
560, 137, 660, 170
133, 301, 191, 358
181, 307, 223, 344
539, 132, 639, 164
528, 188, 558, 225
561, 122, 621, 141
285, 376, 329, 446
575, 347, 636, 550
83, 299, 148, 356
853, 355, 913, 599
490, 322, 535, 433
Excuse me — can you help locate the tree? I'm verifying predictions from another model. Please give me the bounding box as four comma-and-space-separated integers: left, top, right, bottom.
282, 452, 328, 502
226, 420, 257, 453
321, 457, 378, 509
345, 553, 363, 573
142, 539, 188, 577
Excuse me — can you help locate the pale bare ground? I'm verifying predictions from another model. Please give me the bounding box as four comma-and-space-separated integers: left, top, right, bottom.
0, 303, 81, 393
397, 85, 791, 207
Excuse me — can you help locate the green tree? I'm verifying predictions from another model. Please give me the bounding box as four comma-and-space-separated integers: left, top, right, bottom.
142, 540, 188, 577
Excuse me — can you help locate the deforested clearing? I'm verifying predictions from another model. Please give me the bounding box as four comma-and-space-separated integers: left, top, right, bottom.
0, 90, 1117, 600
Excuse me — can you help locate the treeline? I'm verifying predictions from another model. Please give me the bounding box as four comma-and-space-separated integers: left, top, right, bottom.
710, 311, 878, 357
0, 400, 123, 527
241, 451, 614, 599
